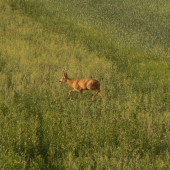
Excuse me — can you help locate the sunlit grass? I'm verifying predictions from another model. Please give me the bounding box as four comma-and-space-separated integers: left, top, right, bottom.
1, 0, 170, 169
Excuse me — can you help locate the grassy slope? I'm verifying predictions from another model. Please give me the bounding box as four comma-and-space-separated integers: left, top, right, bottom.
46, 0, 170, 55
0, 0, 170, 169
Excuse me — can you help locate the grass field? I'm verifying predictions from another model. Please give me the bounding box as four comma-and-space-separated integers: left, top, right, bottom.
0, 0, 170, 169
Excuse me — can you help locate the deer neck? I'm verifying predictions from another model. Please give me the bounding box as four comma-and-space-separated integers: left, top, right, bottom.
66, 78, 74, 87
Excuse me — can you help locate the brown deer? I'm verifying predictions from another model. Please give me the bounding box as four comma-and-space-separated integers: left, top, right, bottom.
59, 70, 103, 100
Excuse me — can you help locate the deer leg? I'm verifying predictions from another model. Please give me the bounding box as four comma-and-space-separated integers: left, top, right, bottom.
68, 89, 81, 98
92, 91, 99, 101
68, 89, 77, 98
92, 91, 103, 101
79, 90, 83, 98
68, 90, 72, 98
98, 91, 104, 97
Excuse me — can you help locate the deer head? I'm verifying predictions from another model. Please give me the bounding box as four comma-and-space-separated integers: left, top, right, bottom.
59, 70, 68, 83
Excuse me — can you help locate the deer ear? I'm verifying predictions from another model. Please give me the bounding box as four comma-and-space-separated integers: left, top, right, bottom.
63, 70, 68, 78
65, 72, 68, 78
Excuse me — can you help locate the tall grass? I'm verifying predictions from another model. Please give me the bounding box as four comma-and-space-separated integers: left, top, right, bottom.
1, 0, 170, 169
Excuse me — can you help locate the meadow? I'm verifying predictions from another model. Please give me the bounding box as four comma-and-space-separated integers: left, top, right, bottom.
0, 0, 170, 169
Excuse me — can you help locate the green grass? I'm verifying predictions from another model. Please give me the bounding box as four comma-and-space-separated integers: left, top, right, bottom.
0, 0, 170, 169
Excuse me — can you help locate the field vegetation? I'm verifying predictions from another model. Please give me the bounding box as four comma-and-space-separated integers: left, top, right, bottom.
0, 0, 170, 169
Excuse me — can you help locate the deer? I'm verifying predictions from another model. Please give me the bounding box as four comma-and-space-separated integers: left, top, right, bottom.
59, 70, 104, 101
